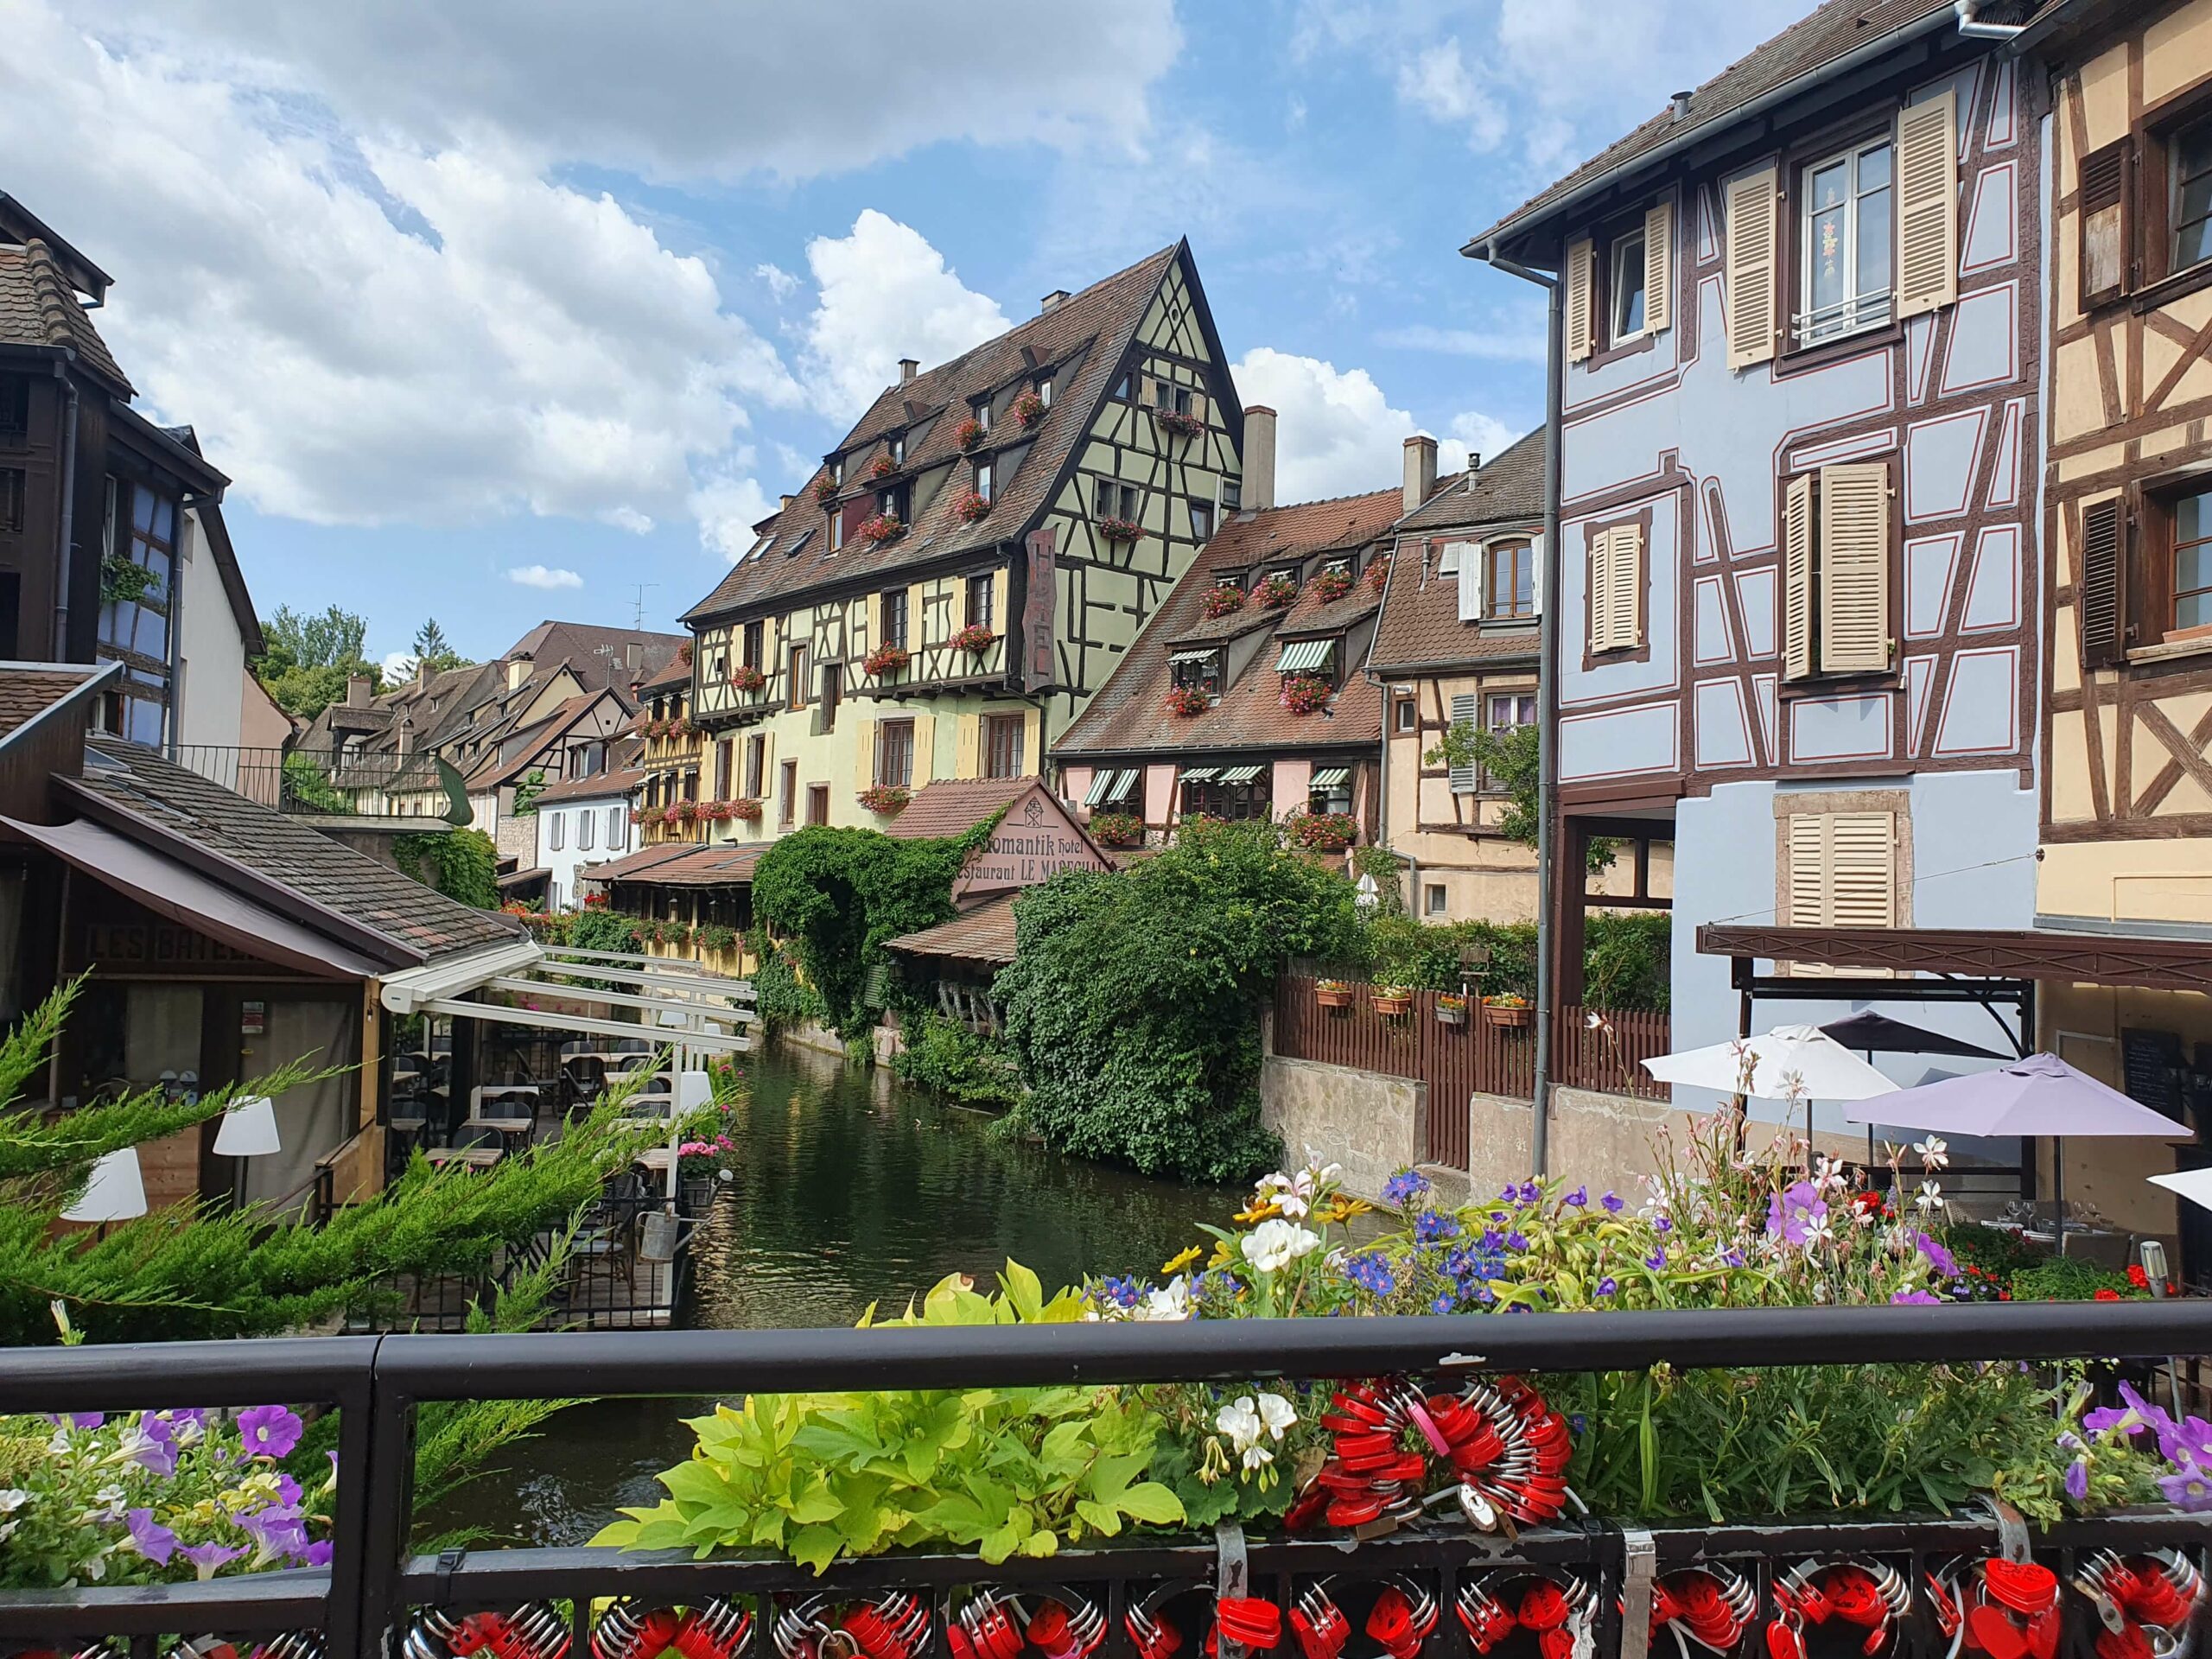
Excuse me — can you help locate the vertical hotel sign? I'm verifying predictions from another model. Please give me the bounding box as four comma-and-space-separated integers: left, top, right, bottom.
1021, 526, 1058, 693
954, 783, 1108, 899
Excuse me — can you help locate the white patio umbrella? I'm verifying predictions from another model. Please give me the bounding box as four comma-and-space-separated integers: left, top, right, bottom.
1643, 1025, 1897, 1154
2152, 1167, 2212, 1213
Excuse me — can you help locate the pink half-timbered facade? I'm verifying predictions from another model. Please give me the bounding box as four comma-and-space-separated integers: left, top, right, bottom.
1470, 0, 2047, 1090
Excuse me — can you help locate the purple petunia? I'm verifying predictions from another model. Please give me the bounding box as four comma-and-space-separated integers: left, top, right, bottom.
128, 1413, 178, 1478
1517, 1180, 1542, 1204
1891, 1290, 1942, 1305
238, 1504, 308, 1563
179, 1540, 247, 1580
236, 1404, 304, 1460
47, 1411, 104, 1430
2066, 1459, 2089, 1502
2159, 1468, 2212, 1512
1916, 1231, 1958, 1278
1414, 1210, 1461, 1244
124, 1508, 177, 1566
1382, 1169, 1431, 1206
302, 1540, 334, 1567
1479, 1228, 1504, 1252
1601, 1192, 1624, 1214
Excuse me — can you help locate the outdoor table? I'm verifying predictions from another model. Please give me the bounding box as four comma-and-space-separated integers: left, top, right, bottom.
386, 1115, 429, 1159
458, 1115, 536, 1153
470, 1084, 540, 1111
633, 1147, 676, 1175
425, 1146, 503, 1171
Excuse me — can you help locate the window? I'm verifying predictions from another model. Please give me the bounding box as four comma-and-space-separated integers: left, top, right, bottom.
1610, 229, 1648, 341
1093, 478, 1139, 521
807, 784, 830, 825
1185, 769, 1272, 821
1393, 694, 1417, 734
983, 712, 1025, 779
744, 734, 766, 798
714, 738, 732, 801
0, 467, 22, 534
1425, 884, 1448, 918
880, 588, 907, 651
817, 662, 842, 732
99, 483, 176, 669
1169, 650, 1221, 696
1783, 810, 1897, 931
876, 718, 915, 789
0, 376, 27, 448
780, 760, 798, 827
787, 644, 810, 709
548, 812, 565, 852
1488, 693, 1537, 734
1037, 376, 1053, 408
2173, 490, 2212, 636
972, 396, 993, 434
830, 508, 845, 552
2079, 105, 2212, 311
1437, 543, 1462, 576
876, 485, 906, 522
2176, 117, 2212, 274
1191, 500, 1214, 541
741, 620, 763, 672
1797, 137, 1894, 344
608, 805, 626, 849
2096, 484, 2212, 659
1308, 766, 1352, 817
829, 455, 844, 486
1566, 200, 1675, 361
1780, 461, 1894, 679
1486, 541, 1535, 620
966, 572, 995, 632
578, 809, 594, 852
973, 459, 993, 503
889, 432, 906, 467
1588, 520, 1647, 655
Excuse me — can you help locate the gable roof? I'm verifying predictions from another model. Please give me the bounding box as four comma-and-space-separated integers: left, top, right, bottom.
0, 238, 130, 395
1369, 432, 1548, 677
1468, 0, 1967, 254
883, 892, 1021, 966
683, 244, 1211, 625
0, 663, 113, 746
506, 621, 687, 692
881, 777, 1038, 841
1053, 487, 1406, 760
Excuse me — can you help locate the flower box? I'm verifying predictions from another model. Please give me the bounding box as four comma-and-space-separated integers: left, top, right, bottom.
1098, 515, 1143, 543
950, 489, 991, 524
862, 643, 911, 679
1484, 996, 1534, 1029
1287, 811, 1356, 850
1435, 994, 1468, 1027
1154, 408, 1206, 440
868, 454, 898, 480
1314, 979, 1354, 1008
1255, 574, 1299, 608
1200, 586, 1245, 619
949, 623, 995, 656
1281, 675, 1332, 715
1367, 554, 1392, 594
1371, 986, 1414, 1017
857, 513, 904, 546
954, 416, 987, 451
1313, 568, 1355, 603
1090, 810, 1144, 848
729, 664, 766, 694
812, 475, 839, 505
1165, 685, 1209, 717
1012, 389, 1046, 429
859, 785, 911, 816
728, 797, 764, 822
696, 800, 734, 823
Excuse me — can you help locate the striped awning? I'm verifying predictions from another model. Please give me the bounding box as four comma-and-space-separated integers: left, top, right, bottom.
1167, 648, 1217, 666
1276, 638, 1336, 674
1083, 768, 1139, 805
1310, 766, 1350, 788
1218, 765, 1264, 785
1179, 767, 1220, 784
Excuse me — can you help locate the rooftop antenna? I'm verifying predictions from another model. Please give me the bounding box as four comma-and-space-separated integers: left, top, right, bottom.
629, 583, 658, 630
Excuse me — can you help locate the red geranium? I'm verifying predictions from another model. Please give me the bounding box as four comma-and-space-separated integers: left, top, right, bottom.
1200, 586, 1245, 619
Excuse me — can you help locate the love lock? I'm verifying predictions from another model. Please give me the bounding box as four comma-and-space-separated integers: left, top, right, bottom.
410, 1606, 569, 1659
2078, 1549, 2207, 1659
1936, 1556, 2061, 1659
1211, 1596, 1286, 1654
1126, 1586, 1192, 1659
1364, 1576, 1440, 1659
1293, 1582, 1352, 1659
1773, 1558, 1909, 1659
1642, 1567, 1756, 1659
1458, 1570, 1594, 1659
1023, 1592, 1109, 1659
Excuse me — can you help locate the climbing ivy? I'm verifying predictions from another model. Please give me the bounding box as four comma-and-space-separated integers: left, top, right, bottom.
395, 828, 499, 911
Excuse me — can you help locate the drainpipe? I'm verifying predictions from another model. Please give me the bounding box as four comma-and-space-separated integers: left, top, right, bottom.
167, 506, 188, 760
51, 363, 79, 662
1954, 0, 2025, 40
1478, 239, 1563, 1178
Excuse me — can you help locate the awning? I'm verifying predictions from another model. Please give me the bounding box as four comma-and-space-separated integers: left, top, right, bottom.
1218, 765, 1265, 785
381, 938, 753, 1055
1179, 767, 1219, 783
1083, 770, 1122, 806
1310, 766, 1350, 788
1167, 648, 1217, 666
3, 814, 390, 981
1277, 639, 1336, 674
1103, 768, 1139, 802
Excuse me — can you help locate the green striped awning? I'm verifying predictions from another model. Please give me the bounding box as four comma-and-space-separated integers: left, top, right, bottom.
1083, 770, 1120, 805
1310, 766, 1350, 788
1276, 638, 1336, 674
1218, 765, 1264, 785
1167, 648, 1217, 666
1179, 767, 1219, 784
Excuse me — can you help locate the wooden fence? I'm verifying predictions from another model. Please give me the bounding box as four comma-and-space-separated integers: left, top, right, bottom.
1270, 978, 1669, 1170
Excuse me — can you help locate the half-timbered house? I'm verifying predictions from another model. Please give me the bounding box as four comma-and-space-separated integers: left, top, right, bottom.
678, 242, 1242, 837
1469, 0, 2049, 1110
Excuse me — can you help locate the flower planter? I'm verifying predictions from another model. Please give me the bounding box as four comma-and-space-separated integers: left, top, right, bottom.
949, 623, 995, 657
1435, 1001, 1468, 1027
680, 1175, 716, 1214
1484, 1001, 1534, 1029
1314, 984, 1354, 1009
1371, 990, 1414, 1017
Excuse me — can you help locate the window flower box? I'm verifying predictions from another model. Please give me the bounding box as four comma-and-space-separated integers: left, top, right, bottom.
1200, 586, 1245, 619
950, 488, 992, 524
859, 784, 911, 816
1281, 674, 1332, 715
1371, 984, 1414, 1017
1484, 994, 1534, 1029
1287, 810, 1356, 850
728, 797, 764, 822
812, 475, 840, 506
1314, 978, 1354, 1008
1165, 684, 1210, 717
729, 664, 766, 694
949, 623, 995, 656
1154, 407, 1206, 440
1090, 810, 1144, 848
1255, 573, 1299, 608
1098, 515, 1143, 543
1313, 567, 1355, 603
696, 800, 734, 823
857, 512, 904, 546
660, 804, 685, 826
627, 807, 648, 824
1012, 389, 1046, 429
862, 643, 911, 679
954, 416, 988, 451
1368, 553, 1392, 594
1435, 992, 1469, 1027
868, 454, 898, 480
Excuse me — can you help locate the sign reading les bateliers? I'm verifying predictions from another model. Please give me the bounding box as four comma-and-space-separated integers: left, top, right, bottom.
953, 782, 1109, 899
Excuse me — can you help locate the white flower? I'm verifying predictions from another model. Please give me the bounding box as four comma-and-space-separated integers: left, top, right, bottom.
1916, 1180, 1944, 1213
1217, 1396, 1264, 1452
1799, 1214, 1835, 1251
1255, 1168, 1314, 1219
1241, 1443, 1274, 1472
1913, 1136, 1950, 1171
1242, 1219, 1321, 1274
1133, 1279, 1192, 1322
0, 1489, 25, 1514
1255, 1391, 1298, 1440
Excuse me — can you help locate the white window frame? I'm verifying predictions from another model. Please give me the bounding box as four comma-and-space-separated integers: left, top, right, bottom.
1796, 137, 1896, 346
1610, 228, 1649, 342
577, 809, 594, 852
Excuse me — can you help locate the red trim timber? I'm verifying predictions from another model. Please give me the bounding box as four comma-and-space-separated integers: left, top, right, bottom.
1698, 922, 2212, 994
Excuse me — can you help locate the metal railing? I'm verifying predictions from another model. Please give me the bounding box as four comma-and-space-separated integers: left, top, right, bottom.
4, 1304, 2212, 1658
175, 744, 457, 818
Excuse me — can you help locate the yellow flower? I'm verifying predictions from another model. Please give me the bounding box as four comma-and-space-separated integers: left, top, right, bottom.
1163, 1244, 1203, 1274
1233, 1199, 1281, 1224
1208, 1239, 1235, 1268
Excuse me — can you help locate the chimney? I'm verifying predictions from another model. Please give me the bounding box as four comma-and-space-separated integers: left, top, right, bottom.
1242, 405, 1277, 513
898, 357, 919, 385
779, 493, 795, 513
346, 673, 372, 709
1402, 434, 1439, 516
1040, 289, 1070, 313
1671, 89, 1693, 121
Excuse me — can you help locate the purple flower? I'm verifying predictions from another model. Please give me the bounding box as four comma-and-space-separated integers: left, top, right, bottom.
302, 1540, 334, 1567
128, 1413, 177, 1477
1517, 1180, 1542, 1204
124, 1508, 177, 1566
1766, 1180, 1828, 1248
1505, 1230, 1529, 1252
179, 1540, 245, 1580
236, 1404, 304, 1459
1479, 1228, 1504, 1252
1098, 1275, 1142, 1309
1891, 1290, 1942, 1305
1498, 1184, 1517, 1203
2158, 1468, 2212, 1511
2086, 1380, 2174, 1443
1721, 1248, 1746, 1268
1430, 1293, 1455, 1314
2066, 1459, 2089, 1502
1564, 1186, 1587, 1207
2163, 1415, 2212, 1469
1344, 1253, 1397, 1296
1916, 1232, 1958, 1278
1414, 1210, 1461, 1244
1382, 1170, 1431, 1206
1601, 1192, 1624, 1214
1654, 1214, 1673, 1235
47, 1411, 104, 1430
1595, 1276, 1618, 1296
1645, 1249, 1668, 1269
272, 1473, 302, 1506
1569, 1413, 1587, 1434
238, 1505, 308, 1562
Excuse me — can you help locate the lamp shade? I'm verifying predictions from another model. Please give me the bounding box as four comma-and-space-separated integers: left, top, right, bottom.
677, 1070, 713, 1111
213, 1095, 283, 1156
62, 1147, 148, 1223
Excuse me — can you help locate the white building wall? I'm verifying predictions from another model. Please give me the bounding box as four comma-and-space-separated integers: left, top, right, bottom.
536, 794, 634, 910
173, 505, 248, 752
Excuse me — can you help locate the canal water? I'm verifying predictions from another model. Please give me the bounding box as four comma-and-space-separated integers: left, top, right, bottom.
431, 1039, 1235, 1547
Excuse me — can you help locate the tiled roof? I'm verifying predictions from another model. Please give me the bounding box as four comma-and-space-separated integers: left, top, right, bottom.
1369, 433, 1548, 676
529, 763, 645, 807
0, 239, 130, 393
581, 842, 699, 885
464, 690, 618, 790
683, 245, 1187, 625
641, 654, 692, 692
882, 893, 1020, 965
1053, 488, 1404, 760
506, 622, 688, 691
882, 777, 1037, 842
72, 737, 524, 963
0, 665, 102, 741
620, 843, 767, 888
1471, 0, 1958, 251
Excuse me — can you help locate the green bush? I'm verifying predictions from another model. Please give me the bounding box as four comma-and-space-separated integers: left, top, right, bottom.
569, 908, 647, 955
2011, 1255, 2144, 1301
1351, 912, 1669, 1010
747, 931, 827, 1034
1942, 1219, 2048, 1281
894, 1013, 1027, 1109
394, 828, 499, 911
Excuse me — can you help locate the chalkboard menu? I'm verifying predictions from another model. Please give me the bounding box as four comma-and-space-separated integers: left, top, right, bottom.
2123, 1027, 2185, 1121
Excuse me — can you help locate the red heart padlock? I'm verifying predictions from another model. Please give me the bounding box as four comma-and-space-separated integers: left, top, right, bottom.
1985, 1563, 2059, 1618
1766, 1618, 1807, 1659
1967, 1605, 2030, 1659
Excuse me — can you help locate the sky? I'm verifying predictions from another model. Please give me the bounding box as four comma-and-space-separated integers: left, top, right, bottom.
5, 0, 1811, 674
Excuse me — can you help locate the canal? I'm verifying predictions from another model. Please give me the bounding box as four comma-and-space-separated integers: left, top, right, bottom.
429, 1038, 1235, 1547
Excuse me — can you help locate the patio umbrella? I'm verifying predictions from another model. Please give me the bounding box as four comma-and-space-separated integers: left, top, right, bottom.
2148, 1167, 2212, 1213
1818, 1011, 2010, 1060
1643, 1025, 1897, 1153
1845, 1053, 2190, 1252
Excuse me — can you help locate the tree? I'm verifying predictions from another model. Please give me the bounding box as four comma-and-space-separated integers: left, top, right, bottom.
1425, 720, 1614, 874
252, 604, 379, 721
410, 618, 472, 677
996, 817, 1363, 1181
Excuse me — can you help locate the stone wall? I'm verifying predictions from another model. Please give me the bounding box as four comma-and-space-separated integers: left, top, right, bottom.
1259, 1055, 1424, 1204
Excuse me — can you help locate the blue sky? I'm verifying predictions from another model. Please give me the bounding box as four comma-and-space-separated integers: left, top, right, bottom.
8, 0, 1806, 671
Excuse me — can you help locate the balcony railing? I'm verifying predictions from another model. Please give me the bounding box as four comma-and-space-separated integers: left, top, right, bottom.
176, 744, 467, 822
2, 1303, 2209, 1658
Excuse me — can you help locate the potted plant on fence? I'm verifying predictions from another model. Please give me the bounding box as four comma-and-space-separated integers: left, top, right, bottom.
1165, 684, 1209, 717
862, 642, 911, 679
729, 664, 766, 694
1371, 983, 1414, 1017
1281, 674, 1332, 715
696, 801, 732, 823
1097, 515, 1143, 544
1089, 810, 1144, 848
728, 798, 764, 823
948, 622, 995, 657
1484, 990, 1534, 1029
1255, 573, 1299, 608
1314, 977, 1355, 1009
859, 784, 912, 816
1200, 586, 1245, 619
1435, 991, 1469, 1027
675, 1128, 738, 1213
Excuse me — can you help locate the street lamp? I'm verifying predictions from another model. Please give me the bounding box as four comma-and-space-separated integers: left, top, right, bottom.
213, 1095, 283, 1157
62, 1148, 148, 1224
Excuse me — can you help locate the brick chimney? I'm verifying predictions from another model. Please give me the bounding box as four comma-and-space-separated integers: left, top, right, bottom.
1040, 289, 1070, 312
346, 673, 372, 709
1242, 405, 1277, 513
1402, 435, 1439, 515
898, 357, 918, 385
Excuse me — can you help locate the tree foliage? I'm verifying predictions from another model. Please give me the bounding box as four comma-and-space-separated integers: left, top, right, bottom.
996, 817, 1363, 1181
1353, 912, 1670, 1010
396, 827, 499, 910
410, 618, 473, 677
1425, 720, 1614, 874
252, 604, 380, 720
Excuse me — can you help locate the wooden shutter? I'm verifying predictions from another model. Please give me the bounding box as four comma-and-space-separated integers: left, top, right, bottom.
2079, 137, 2132, 309
1588, 529, 1615, 652
1817, 461, 1892, 673
1565, 238, 1597, 364
2078, 491, 2129, 668
912, 712, 936, 783
955, 712, 982, 779
855, 716, 876, 791
1897, 90, 1960, 319
1448, 692, 1479, 794
1643, 200, 1675, 334
1725, 166, 1780, 370
1829, 812, 1897, 927
1598, 524, 1643, 650
1785, 816, 1827, 927
1783, 473, 1815, 681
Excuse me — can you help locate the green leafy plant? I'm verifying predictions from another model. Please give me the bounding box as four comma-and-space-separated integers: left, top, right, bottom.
893, 1014, 1026, 1109
1089, 810, 1144, 848
394, 827, 499, 910
509, 769, 549, 816
2011, 1255, 2145, 1302
1424, 721, 1615, 874
99, 552, 160, 607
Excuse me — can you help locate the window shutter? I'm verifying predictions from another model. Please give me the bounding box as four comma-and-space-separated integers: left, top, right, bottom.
1594, 524, 1643, 651
856, 717, 877, 791
1725, 166, 1780, 370
955, 712, 982, 779
1529, 532, 1546, 616
2078, 492, 2129, 668
1783, 473, 1815, 682
1897, 89, 1960, 319
912, 713, 936, 783
1817, 461, 1892, 673
1643, 199, 1675, 334
1189, 390, 1209, 424
1565, 238, 1596, 364
1455, 542, 1483, 621
1448, 692, 1479, 794
1828, 811, 1897, 928
1588, 528, 1616, 651
2079, 137, 2132, 308
1785, 816, 1827, 928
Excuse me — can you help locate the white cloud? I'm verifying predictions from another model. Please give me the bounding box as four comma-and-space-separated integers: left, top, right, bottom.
754, 262, 799, 302
381, 650, 416, 682
689, 462, 776, 563
1394, 40, 1507, 152
1439, 410, 1522, 473
798, 211, 1012, 422
508, 564, 584, 590
1232, 346, 1420, 502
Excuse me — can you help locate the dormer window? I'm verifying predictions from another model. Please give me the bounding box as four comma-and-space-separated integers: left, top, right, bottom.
973, 459, 993, 503
889, 432, 906, 467
1037, 376, 1053, 408
1276, 635, 1338, 686
877, 484, 907, 521
1168, 647, 1221, 696
830, 510, 845, 552
972, 395, 993, 434
829, 455, 844, 486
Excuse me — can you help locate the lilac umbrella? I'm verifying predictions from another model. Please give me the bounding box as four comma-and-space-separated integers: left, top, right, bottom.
1844, 1052, 2189, 1251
